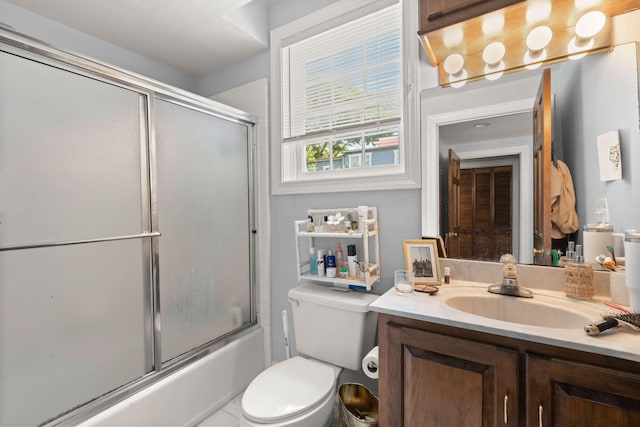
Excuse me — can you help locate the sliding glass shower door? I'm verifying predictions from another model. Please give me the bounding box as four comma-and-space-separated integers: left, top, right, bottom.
154, 99, 253, 363
0, 33, 255, 425
0, 50, 153, 425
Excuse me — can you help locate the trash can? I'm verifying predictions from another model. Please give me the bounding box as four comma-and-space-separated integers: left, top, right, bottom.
338, 383, 379, 427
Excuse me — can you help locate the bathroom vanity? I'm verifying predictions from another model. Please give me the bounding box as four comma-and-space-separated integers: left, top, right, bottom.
372, 283, 640, 426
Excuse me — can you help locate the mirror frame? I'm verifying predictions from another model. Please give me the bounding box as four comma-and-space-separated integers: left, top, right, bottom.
420, 96, 536, 264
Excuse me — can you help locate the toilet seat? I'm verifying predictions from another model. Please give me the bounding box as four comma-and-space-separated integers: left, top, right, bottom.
241, 356, 336, 423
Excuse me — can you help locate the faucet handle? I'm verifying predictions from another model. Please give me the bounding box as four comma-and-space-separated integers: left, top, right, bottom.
500, 253, 518, 279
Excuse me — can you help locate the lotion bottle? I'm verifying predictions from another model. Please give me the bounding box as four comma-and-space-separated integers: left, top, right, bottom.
326, 250, 337, 278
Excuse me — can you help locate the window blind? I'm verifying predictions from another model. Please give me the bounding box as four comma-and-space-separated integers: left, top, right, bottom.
282, 3, 401, 140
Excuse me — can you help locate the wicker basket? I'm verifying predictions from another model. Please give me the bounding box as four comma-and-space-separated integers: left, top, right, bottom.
564, 262, 594, 300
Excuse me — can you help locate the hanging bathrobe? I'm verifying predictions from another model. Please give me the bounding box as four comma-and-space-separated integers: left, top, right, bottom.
550, 159, 579, 239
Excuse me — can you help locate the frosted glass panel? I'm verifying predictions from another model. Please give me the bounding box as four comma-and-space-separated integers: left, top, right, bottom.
0, 240, 149, 426
155, 99, 252, 362
0, 52, 144, 247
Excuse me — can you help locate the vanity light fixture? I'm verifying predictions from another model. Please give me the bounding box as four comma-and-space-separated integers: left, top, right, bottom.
418, 0, 634, 87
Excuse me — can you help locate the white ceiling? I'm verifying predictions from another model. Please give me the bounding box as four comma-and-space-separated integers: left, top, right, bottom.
439, 112, 533, 145
4, 0, 272, 76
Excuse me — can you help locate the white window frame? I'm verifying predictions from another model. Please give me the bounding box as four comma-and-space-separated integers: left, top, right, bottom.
270, 0, 420, 194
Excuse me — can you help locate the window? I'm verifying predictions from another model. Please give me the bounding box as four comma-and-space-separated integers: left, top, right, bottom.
271, 0, 420, 194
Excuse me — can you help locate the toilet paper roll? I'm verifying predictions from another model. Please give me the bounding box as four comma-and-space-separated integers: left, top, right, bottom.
362, 346, 379, 379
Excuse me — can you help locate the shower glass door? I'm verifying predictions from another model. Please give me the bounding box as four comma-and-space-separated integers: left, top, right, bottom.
0, 51, 152, 425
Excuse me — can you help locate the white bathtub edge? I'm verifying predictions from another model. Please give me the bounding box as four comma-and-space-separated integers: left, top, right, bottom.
79, 328, 265, 426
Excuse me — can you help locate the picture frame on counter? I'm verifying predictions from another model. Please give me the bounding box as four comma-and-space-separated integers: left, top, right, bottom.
403, 239, 441, 286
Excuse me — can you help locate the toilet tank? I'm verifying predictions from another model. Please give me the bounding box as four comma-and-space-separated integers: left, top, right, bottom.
288, 283, 379, 371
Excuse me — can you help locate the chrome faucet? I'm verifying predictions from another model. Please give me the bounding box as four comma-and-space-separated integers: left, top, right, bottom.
487, 254, 533, 298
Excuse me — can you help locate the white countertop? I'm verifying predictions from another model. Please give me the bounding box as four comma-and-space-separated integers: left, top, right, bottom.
370, 281, 640, 363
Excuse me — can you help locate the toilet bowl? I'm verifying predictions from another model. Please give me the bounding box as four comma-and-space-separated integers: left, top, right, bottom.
240, 357, 341, 427
240, 284, 378, 427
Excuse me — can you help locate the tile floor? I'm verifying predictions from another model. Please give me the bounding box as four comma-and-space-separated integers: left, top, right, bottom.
198, 392, 244, 426
198, 391, 340, 427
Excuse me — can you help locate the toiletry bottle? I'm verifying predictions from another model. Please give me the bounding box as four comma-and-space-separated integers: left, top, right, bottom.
335, 242, 345, 272
443, 266, 450, 284
347, 245, 357, 277
317, 249, 326, 277
326, 250, 337, 278
309, 247, 318, 275
357, 206, 368, 232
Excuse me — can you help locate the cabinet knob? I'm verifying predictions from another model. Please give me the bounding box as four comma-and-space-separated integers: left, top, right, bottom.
532, 248, 544, 255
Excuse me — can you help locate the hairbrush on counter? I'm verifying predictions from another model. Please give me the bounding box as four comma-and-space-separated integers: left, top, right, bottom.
584, 312, 640, 336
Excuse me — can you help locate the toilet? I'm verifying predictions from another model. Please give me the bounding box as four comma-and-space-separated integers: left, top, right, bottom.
240, 283, 379, 426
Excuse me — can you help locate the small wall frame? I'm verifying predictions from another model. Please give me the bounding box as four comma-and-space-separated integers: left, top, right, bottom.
403, 239, 441, 285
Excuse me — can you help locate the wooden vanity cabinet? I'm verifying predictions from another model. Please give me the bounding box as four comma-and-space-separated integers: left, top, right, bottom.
419, 0, 523, 32
381, 318, 519, 426
526, 355, 640, 426
378, 313, 640, 426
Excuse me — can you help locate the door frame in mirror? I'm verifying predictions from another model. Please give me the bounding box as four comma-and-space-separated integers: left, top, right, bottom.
421, 97, 536, 264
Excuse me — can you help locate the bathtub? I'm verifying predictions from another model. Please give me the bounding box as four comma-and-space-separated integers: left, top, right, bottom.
79, 327, 265, 426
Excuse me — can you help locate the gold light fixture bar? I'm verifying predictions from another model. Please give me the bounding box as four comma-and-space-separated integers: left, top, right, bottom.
419, 0, 640, 87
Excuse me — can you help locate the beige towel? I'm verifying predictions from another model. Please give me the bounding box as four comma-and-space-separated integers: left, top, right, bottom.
550, 159, 579, 238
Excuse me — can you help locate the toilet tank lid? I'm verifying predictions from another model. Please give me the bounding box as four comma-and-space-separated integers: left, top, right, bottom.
288, 283, 379, 312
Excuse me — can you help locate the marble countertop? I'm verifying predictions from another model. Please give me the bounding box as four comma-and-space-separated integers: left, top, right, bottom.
370, 281, 640, 363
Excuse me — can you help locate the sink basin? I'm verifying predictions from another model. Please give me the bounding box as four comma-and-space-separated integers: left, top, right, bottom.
444, 294, 594, 329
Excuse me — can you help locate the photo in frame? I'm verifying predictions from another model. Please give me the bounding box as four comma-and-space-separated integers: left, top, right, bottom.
403, 239, 441, 286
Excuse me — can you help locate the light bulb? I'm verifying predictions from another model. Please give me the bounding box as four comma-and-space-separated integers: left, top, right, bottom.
482, 13, 504, 36
443, 53, 464, 75
576, 11, 606, 39
482, 42, 505, 65
526, 26, 553, 51
443, 26, 464, 48
526, 1, 552, 25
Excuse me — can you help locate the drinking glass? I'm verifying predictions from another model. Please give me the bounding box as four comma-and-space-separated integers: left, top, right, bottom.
394, 270, 414, 295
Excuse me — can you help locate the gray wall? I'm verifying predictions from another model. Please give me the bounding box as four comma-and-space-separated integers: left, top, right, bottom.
556, 42, 640, 238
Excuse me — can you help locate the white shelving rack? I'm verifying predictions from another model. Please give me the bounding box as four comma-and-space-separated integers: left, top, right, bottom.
294, 207, 380, 291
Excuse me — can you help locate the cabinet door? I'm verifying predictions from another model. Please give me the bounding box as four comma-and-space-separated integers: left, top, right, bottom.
526, 354, 640, 426
380, 320, 519, 426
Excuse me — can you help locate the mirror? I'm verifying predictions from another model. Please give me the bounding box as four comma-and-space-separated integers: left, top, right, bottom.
421, 41, 640, 265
